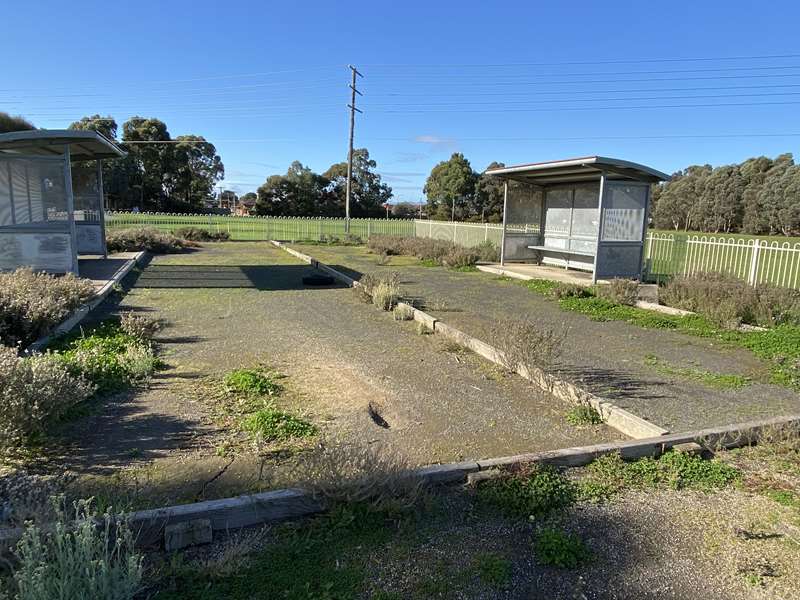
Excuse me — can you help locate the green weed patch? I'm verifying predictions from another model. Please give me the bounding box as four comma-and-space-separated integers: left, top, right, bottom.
533, 528, 592, 568
643, 354, 750, 390
476, 465, 575, 517
241, 407, 317, 442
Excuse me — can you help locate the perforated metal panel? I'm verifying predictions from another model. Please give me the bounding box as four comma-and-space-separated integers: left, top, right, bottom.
503, 182, 542, 261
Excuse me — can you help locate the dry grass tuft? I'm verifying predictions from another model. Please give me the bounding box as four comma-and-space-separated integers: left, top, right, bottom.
490, 317, 567, 376
291, 438, 424, 508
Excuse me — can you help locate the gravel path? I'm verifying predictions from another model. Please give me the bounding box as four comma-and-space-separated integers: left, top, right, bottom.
292, 244, 800, 432
56, 243, 620, 505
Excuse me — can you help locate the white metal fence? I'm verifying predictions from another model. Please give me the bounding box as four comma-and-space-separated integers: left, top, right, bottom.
413, 219, 503, 247
644, 232, 800, 289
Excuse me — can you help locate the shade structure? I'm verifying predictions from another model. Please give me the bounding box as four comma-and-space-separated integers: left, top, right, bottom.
0, 130, 126, 274
486, 156, 669, 282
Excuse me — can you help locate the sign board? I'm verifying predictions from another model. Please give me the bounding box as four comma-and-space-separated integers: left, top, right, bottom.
76, 222, 105, 254
0, 231, 74, 273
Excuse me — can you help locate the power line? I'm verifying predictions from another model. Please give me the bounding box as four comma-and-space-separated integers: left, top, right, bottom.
360, 52, 800, 68
378, 99, 800, 114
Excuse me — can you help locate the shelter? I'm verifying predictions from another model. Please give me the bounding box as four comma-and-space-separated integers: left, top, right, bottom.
486, 156, 669, 283
0, 130, 126, 274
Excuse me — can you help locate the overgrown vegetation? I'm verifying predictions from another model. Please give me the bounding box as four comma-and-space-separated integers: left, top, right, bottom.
490, 317, 566, 376
471, 552, 512, 586
174, 227, 231, 242
223, 368, 282, 396
644, 353, 750, 389
6, 499, 142, 600
215, 366, 315, 449
0, 346, 94, 453
392, 304, 415, 321
661, 272, 800, 328
516, 277, 800, 389
242, 408, 317, 443
0, 268, 95, 347
366, 235, 498, 269
476, 465, 576, 517
304, 233, 364, 246
354, 272, 401, 311
50, 319, 161, 395
292, 439, 422, 508
565, 404, 604, 426
533, 528, 592, 568
106, 227, 197, 253
578, 451, 740, 502
596, 278, 639, 306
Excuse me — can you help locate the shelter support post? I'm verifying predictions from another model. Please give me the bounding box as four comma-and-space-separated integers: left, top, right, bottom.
500, 181, 508, 266
97, 159, 108, 257
592, 173, 606, 284
63, 146, 79, 274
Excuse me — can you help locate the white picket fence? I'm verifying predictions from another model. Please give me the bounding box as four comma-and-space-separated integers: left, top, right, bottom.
644, 233, 800, 289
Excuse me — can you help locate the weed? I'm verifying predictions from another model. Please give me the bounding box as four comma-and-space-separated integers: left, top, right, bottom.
242, 407, 316, 442
119, 312, 163, 340
372, 280, 400, 311
155, 502, 401, 600
367, 235, 491, 269
52, 321, 161, 394
534, 528, 592, 568
10, 499, 142, 600
662, 272, 800, 329
581, 451, 740, 495
476, 465, 575, 517
425, 296, 450, 312
419, 258, 439, 267
490, 317, 567, 375
442, 246, 480, 269
471, 552, 512, 587
291, 439, 423, 508
416, 321, 432, 335
597, 278, 640, 306
550, 283, 593, 300
522, 278, 560, 295
393, 304, 415, 321
224, 368, 282, 396
643, 354, 749, 389
565, 405, 603, 426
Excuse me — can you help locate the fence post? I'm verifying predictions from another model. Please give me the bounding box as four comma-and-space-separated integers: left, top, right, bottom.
367, 220, 371, 239
485, 223, 488, 242
748, 240, 761, 285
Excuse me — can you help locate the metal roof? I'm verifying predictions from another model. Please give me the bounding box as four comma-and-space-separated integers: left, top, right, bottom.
0, 130, 126, 160
484, 156, 669, 185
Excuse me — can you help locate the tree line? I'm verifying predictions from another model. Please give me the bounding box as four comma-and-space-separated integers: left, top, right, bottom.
0, 111, 226, 212
252, 148, 392, 218
651, 154, 800, 235
423, 153, 506, 222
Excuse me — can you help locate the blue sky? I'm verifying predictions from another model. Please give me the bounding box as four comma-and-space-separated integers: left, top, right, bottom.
3, 0, 800, 202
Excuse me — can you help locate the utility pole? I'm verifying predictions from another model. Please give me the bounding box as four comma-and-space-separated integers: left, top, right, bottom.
345, 64, 363, 233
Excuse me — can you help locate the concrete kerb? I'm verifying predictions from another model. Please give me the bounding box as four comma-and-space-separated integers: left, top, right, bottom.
273, 242, 666, 439
4, 414, 795, 555
24, 251, 148, 354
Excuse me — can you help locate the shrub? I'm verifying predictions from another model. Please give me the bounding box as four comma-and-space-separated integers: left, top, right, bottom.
372, 280, 400, 311
534, 528, 591, 568
0, 346, 94, 451
476, 465, 575, 517
174, 226, 230, 242
317, 233, 363, 246
105, 227, 195, 254
490, 317, 567, 375
224, 368, 282, 396
292, 439, 423, 508
52, 321, 159, 394
661, 272, 800, 328
565, 405, 603, 426
583, 451, 740, 494
10, 499, 142, 600
596, 278, 640, 306
475, 240, 500, 262
550, 283, 592, 300
472, 552, 512, 586
242, 407, 317, 442
0, 268, 95, 347
366, 235, 489, 268
355, 272, 402, 311
392, 304, 415, 321
119, 312, 162, 340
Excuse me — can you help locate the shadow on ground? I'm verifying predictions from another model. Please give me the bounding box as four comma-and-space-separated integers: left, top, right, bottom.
133, 264, 347, 290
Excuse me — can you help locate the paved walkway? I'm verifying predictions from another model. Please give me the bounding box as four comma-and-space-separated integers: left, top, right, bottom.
294, 244, 800, 432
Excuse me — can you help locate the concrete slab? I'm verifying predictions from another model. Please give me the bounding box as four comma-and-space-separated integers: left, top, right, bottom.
478, 263, 594, 286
